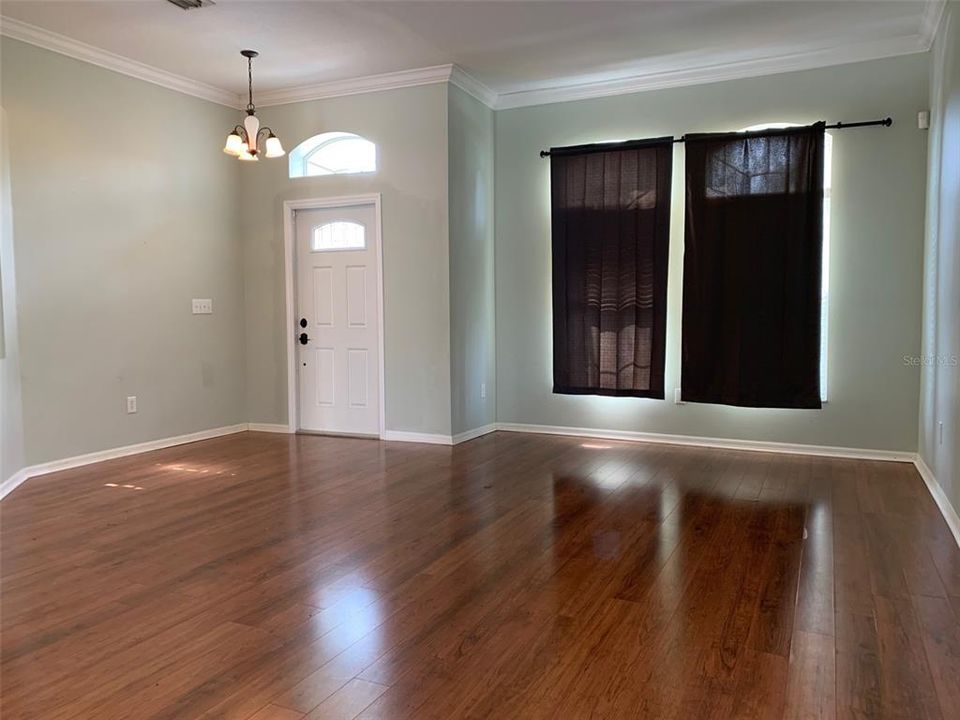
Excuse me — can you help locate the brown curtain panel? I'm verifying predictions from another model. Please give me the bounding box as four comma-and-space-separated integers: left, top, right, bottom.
551, 138, 672, 398
682, 123, 825, 409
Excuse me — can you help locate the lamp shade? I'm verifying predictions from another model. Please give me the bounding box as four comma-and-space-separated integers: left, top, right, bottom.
223, 132, 244, 156
264, 134, 285, 158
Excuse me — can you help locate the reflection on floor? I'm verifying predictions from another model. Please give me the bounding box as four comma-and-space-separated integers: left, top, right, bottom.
2, 430, 958, 719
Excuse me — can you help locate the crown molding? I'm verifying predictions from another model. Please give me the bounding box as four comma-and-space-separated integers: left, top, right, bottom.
1, 6, 939, 114
0, 16, 238, 108
920, 0, 948, 50
257, 63, 498, 109
449, 66, 498, 109
493, 33, 930, 110
254, 64, 458, 108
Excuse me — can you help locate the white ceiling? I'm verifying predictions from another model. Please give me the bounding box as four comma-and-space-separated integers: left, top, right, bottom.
0, 1, 943, 108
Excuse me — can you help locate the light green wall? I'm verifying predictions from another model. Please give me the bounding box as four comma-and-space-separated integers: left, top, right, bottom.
921, 3, 960, 512
1, 38, 246, 465
239, 84, 453, 435
1, 106, 26, 483
0, 35, 939, 461
495, 54, 929, 451
448, 85, 495, 436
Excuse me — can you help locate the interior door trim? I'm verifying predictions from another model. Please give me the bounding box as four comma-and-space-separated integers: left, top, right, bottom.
282, 193, 385, 438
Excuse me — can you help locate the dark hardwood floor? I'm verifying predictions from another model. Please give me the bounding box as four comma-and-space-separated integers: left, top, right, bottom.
2, 430, 959, 719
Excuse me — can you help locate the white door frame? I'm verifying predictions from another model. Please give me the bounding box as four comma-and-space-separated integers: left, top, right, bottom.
282, 194, 386, 437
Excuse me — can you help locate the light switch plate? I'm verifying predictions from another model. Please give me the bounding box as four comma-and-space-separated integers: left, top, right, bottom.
192, 298, 213, 314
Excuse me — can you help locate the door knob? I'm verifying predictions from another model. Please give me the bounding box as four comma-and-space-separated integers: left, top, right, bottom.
299, 332, 309, 345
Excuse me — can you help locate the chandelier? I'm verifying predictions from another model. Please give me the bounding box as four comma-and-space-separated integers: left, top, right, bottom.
223, 50, 284, 161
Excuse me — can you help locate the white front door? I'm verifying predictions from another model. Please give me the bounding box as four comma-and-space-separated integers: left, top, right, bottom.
295, 203, 381, 436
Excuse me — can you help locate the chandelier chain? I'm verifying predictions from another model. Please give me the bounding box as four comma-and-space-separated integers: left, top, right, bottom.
247, 54, 255, 113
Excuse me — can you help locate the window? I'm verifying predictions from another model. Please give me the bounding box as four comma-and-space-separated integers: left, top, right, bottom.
311, 221, 366, 252
289, 132, 376, 178
682, 123, 825, 409
741, 124, 832, 401
550, 138, 673, 398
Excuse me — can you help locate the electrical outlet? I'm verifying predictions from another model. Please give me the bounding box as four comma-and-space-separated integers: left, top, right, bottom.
481, 383, 487, 400
192, 298, 213, 314
126, 396, 137, 414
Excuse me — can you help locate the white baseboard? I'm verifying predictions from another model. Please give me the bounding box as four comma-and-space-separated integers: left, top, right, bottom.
452, 423, 498, 445
3, 418, 938, 518
914, 455, 960, 549
0, 423, 248, 501
382, 430, 453, 445
2, 421, 490, 499
382, 423, 497, 446
0, 468, 30, 501
494, 422, 916, 462
247, 423, 294, 433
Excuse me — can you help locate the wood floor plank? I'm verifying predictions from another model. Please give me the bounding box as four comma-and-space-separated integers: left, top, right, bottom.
1, 430, 957, 719
913, 595, 960, 720
303, 679, 389, 720
794, 459, 835, 637
246, 704, 305, 720
783, 630, 835, 720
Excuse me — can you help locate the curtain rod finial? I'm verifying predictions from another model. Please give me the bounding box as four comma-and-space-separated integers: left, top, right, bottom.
540, 150, 550, 158
883, 117, 893, 127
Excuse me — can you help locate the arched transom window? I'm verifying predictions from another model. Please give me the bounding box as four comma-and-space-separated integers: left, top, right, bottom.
289, 132, 376, 178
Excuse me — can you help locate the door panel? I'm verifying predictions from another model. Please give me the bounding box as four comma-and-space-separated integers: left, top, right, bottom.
345, 266, 368, 327
315, 348, 336, 406
313, 267, 335, 326
347, 349, 369, 408
296, 203, 380, 435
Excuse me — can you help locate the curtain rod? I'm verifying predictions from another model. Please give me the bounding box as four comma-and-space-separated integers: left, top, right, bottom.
538, 117, 892, 158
